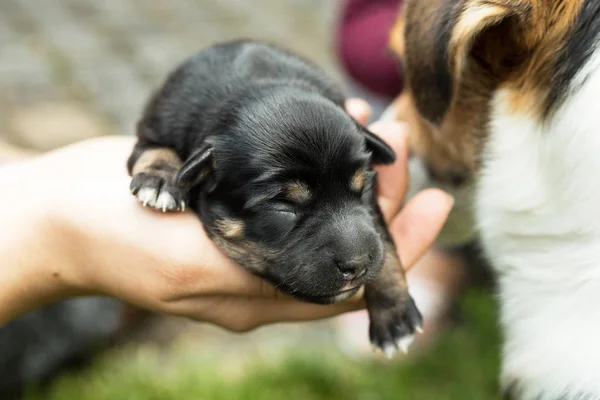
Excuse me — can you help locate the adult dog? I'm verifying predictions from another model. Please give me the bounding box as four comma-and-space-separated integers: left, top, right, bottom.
386, 1, 600, 398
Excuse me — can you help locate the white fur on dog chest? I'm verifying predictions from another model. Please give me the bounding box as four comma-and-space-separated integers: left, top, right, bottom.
475, 65, 600, 397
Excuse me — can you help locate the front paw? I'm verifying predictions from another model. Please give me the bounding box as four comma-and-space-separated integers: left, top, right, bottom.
130, 172, 187, 212
367, 291, 423, 358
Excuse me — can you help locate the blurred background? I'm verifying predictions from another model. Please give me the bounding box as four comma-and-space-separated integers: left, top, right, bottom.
0, 1, 501, 399
0, 0, 339, 150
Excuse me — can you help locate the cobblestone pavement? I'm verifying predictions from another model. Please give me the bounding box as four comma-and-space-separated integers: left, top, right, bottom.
0, 0, 342, 149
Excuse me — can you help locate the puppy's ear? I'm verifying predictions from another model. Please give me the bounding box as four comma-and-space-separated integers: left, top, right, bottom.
359, 125, 396, 165
175, 142, 214, 189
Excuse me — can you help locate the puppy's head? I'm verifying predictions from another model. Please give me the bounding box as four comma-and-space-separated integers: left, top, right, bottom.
385, 0, 588, 245
176, 91, 396, 304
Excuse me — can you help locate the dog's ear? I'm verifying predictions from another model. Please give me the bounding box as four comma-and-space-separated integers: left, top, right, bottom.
175, 142, 214, 189
398, 0, 529, 125
449, 1, 529, 83
358, 125, 396, 165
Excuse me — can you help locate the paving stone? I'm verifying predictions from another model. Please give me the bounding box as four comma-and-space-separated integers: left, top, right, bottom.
0, 0, 340, 149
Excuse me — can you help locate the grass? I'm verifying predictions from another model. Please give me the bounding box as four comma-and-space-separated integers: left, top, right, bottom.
25, 289, 502, 400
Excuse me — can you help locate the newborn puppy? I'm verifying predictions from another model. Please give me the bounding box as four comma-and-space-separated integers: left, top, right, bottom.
127, 39, 422, 356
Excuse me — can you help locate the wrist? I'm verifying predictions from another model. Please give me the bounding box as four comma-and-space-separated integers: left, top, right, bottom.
0, 163, 83, 324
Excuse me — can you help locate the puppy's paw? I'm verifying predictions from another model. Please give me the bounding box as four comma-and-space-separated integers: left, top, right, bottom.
368, 292, 423, 359
130, 173, 187, 212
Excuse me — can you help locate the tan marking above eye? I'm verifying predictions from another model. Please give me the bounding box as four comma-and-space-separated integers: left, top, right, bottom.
350, 169, 367, 192
215, 218, 245, 239
284, 181, 312, 203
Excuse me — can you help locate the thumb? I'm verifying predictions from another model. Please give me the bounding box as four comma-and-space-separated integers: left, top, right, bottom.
390, 188, 454, 269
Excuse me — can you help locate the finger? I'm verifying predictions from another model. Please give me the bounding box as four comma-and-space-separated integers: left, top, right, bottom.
174, 289, 366, 332
390, 188, 454, 269
345, 98, 372, 125
368, 120, 410, 223
142, 210, 306, 301
200, 188, 451, 298
171, 257, 292, 300
174, 121, 408, 299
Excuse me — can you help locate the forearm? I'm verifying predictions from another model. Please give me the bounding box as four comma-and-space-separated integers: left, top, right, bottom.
0, 161, 77, 325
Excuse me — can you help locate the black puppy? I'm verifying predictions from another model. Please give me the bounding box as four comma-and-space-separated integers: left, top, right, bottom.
127, 39, 422, 356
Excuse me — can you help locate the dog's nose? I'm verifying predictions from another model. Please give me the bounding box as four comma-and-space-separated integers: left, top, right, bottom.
337, 255, 370, 281
425, 163, 467, 186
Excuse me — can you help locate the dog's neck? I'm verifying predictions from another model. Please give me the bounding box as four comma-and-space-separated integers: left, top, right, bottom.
477, 46, 600, 281
476, 44, 600, 398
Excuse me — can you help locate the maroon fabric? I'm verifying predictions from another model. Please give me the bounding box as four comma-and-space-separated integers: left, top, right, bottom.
336, 0, 404, 99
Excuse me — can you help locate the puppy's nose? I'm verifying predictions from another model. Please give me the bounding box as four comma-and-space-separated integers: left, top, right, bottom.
337, 255, 370, 281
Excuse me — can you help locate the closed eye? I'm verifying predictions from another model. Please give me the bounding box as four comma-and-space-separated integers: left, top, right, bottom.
266, 202, 299, 237
270, 202, 297, 215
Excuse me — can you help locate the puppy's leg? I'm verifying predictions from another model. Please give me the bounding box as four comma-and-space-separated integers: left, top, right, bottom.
364, 241, 423, 358
127, 141, 187, 212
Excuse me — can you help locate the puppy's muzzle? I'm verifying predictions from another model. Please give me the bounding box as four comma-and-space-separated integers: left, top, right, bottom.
325, 209, 383, 286
337, 254, 370, 282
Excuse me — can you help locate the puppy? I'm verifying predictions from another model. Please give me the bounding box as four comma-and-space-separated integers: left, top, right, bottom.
126, 39, 422, 356
387, 1, 600, 399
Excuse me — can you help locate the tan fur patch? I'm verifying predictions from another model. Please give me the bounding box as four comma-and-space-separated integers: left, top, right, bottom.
285, 181, 312, 203
350, 169, 367, 192
385, 90, 481, 181
364, 241, 409, 302
211, 233, 277, 275
215, 218, 245, 239
386, 0, 585, 180
386, 0, 484, 179
503, 0, 584, 115
383, 242, 408, 290
387, 14, 406, 58
131, 148, 182, 176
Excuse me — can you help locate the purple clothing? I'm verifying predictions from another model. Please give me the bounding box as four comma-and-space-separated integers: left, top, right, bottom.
336, 0, 404, 99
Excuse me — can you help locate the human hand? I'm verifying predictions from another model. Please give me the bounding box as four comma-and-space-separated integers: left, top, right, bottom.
344, 98, 453, 266
0, 100, 452, 330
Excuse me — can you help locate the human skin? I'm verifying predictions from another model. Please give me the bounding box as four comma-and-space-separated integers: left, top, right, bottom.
0, 99, 453, 330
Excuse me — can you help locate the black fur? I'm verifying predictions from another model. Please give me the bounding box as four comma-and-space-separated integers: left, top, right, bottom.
503, 379, 600, 400
545, 0, 600, 117
403, 0, 458, 125
127, 39, 422, 352
0, 297, 126, 398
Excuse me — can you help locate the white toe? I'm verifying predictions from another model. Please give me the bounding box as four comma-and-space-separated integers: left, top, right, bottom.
397, 334, 415, 354
156, 191, 177, 212
137, 187, 158, 207
383, 343, 396, 359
